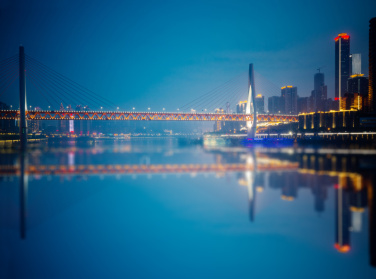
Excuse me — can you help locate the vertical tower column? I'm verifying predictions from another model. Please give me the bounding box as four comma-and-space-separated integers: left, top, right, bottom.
19, 46, 27, 150
369, 18, 376, 113
246, 64, 257, 138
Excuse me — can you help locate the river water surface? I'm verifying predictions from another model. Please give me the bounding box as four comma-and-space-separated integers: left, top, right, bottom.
1, 138, 376, 278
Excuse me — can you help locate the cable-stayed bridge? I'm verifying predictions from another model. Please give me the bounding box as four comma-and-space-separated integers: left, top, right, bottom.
0, 47, 297, 121
0, 46, 298, 148
0, 109, 297, 122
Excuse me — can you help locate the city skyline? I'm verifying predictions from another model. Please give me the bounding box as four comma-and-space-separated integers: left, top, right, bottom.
0, 0, 375, 112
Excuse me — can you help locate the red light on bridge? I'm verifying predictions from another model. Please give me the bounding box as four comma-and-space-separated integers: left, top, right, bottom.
334, 97, 339, 101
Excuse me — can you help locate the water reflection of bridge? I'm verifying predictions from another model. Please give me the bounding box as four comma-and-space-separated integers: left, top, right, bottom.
0, 161, 298, 176
0, 151, 375, 267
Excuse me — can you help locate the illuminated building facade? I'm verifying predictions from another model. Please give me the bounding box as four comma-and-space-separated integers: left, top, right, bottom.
346, 75, 369, 111
236, 101, 247, 114
281, 86, 297, 115
298, 110, 360, 132
348, 75, 369, 97
335, 33, 351, 110
369, 17, 376, 113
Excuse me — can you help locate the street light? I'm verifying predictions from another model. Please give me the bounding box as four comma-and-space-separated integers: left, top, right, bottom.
148, 107, 150, 111
100, 107, 103, 110
133, 107, 135, 111
163, 108, 165, 111
117, 107, 119, 110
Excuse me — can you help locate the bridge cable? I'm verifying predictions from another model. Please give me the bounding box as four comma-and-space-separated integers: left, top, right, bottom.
179, 71, 246, 111
26, 62, 104, 109
0, 58, 18, 78
25, 56, 114, 110
25, 73, 59, 108
195, 73, 247, 112
0, 55, 18, 70
179, 70, 247, 111
26, 67, 85, 107
25, 55, 117, 109
25, 57, 108, 109
0, 70, 19, 98
205, 77, 247, 112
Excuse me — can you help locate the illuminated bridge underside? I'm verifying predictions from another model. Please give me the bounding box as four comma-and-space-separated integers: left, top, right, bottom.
0, 162, 299, 176
0, 110, 298, 122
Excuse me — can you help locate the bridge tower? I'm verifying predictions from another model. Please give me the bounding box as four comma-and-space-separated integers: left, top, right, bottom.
19, 46, 27, 150
246, 64, 257, 138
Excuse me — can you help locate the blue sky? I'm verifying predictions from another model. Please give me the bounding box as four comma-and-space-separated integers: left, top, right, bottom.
1, 0, 375, 111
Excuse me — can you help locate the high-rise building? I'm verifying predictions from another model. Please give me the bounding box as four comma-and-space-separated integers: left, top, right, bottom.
346, 52, 369, 111
297, 97, 309, 113
236, 100, 247, 114
268, 96, 282, 114
369, 17, 376, 113
255, 94, 264, 114
310, 72, 327, 112
281, 86, 298, 115
351, 53, 362, 75
335, 33, 351, 110
348, 75, 369, 96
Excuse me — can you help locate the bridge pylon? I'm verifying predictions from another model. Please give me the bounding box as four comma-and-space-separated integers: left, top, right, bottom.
246, 64, 257, 138
19, 46, 27, 150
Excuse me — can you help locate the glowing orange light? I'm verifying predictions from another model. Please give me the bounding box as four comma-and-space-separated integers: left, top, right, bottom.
334, 243, 351, 253
350, 74, 364, 78
335, 33, 350, 41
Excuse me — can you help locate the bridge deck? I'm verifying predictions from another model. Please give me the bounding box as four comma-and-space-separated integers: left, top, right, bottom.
0, 110, 298, 122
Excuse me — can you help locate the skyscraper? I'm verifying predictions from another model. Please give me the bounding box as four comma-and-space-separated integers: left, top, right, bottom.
255, 94, 265, 113
335, 33, 351, 110
351, 53, 362, 75
311, 72, 327, 112
369, 18, 376, 113
268, 96, 281, 114
281, 86, 298, 115
297, 97, 309, 113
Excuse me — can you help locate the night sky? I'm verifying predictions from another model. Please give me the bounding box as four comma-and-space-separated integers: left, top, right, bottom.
1, 0, 376, 111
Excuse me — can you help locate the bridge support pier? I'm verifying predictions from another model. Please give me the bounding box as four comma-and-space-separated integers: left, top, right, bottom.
19, 46, 27, 150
